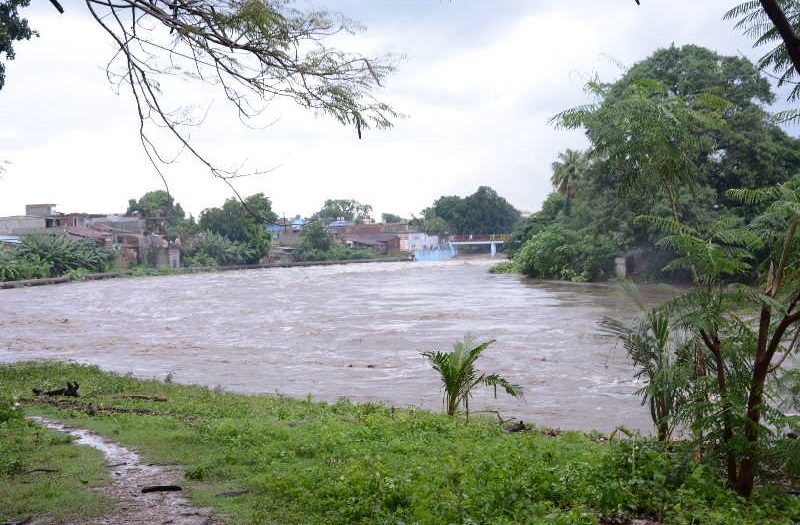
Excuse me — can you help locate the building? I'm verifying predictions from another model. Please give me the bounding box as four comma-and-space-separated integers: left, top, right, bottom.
341, 232, 400, 254
87, 215, 146, 233
0, 215, 46, 235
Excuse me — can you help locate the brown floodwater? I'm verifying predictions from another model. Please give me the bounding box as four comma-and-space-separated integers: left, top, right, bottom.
0, 259, 672, 432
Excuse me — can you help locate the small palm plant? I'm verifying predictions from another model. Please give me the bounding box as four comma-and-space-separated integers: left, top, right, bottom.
600, 284, 690, 442
422, 335, 523, 418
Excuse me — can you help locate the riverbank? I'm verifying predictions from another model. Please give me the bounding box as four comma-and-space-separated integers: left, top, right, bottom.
0, 256, 409, 289
2, 361, 798, 525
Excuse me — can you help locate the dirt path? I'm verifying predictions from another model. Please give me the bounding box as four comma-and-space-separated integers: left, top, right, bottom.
28, 417, 221, 525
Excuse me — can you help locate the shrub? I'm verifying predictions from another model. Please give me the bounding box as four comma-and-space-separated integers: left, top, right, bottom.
182, 231, 253, 266
488, 260, 517, 274
514, 226, 617, 281
16, 235, 113, 275
0, 251, 53, 281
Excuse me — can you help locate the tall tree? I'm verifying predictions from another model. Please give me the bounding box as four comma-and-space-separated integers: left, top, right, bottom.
510, 45, 800, 281
554, 78, 725, 222
421, 187, 520, 234
199, 193, 276, 261
127, 189, 187, 236
313, 199, 372, 222
381, 213, 404, 224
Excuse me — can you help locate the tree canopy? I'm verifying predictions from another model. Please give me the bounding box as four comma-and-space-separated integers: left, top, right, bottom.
127, 190, 185, 221
421, 186, 520, 235
312, 199, 373, 223
198, 193, 276, 261
381, 213, 404, 224
508, 44, 800, 282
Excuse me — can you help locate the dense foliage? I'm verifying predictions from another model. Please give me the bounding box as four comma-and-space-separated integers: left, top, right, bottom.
416, 186, 520, 235
312, 199, 373, 223
601, 183, 800, 497
506, 45, 800, 282
0, 235, 114, 281
0, 248, 51, 282
126, 190, 195, 239
292, 221, 381, 262
181, 231, 254, 267
3, 362, 799, 524
196, 193, 276, 264
381, 213, 404, 223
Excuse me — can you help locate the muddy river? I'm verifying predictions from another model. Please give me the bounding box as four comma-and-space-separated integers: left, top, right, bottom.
0, 259, 669, 432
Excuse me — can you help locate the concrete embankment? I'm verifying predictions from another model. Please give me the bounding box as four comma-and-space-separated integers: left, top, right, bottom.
0, 257, 409, 289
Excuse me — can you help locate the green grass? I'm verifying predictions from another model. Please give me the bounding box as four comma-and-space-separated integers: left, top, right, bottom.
1, 361, 799, 524
0, 410, 110, 521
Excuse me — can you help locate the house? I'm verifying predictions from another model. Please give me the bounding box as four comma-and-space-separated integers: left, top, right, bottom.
0, 215, 46, 235
341, 233, 400, 254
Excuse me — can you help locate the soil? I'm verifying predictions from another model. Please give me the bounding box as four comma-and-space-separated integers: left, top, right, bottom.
27, 417, 222, 525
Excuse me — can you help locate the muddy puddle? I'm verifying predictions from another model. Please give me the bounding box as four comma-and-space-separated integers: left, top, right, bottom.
28, 416, 217, 525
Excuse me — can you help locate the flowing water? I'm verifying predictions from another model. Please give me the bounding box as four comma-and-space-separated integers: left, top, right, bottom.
0, 259, 671, 432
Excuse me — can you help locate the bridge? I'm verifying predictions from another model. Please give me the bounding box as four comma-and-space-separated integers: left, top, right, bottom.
447, 234, 509, 258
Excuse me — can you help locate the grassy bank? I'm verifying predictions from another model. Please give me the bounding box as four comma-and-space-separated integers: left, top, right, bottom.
0, 405, 110, 521
1, 362, 799, 524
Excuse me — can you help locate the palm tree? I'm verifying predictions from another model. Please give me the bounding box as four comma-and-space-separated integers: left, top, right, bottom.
422, 336, 523, 418
550, 148, 588, 198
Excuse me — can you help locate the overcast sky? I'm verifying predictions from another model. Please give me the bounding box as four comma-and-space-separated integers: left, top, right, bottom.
0, 1, 787, 220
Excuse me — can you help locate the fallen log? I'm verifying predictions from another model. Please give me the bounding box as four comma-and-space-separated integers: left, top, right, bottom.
24, 468, 59, 474
113, 394, 168, 402
18, 397, 186, 419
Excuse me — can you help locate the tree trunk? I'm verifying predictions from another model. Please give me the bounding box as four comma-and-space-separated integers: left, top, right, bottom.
701, 329, 738, 487
759, 1, 800, 77
736, 356, 770, 497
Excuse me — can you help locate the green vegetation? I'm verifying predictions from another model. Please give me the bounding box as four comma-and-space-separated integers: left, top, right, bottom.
182, 231, 256, 267
414, 186, 520, 235
0, 235, 113, 282
292, 221, 384, 262
381, 213, 404, 224
0, 0, 35, 91
126, 189, 199, 241
0, 394, 110, 522
600, 284, 687, 443
422, 336, 523, 417
505, 45, 800, 282
0, 250, 51, 281
488, 260, 517, 274
312, 199, 374, 223
188, 193, 276, 266
2, 362, 799, 524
